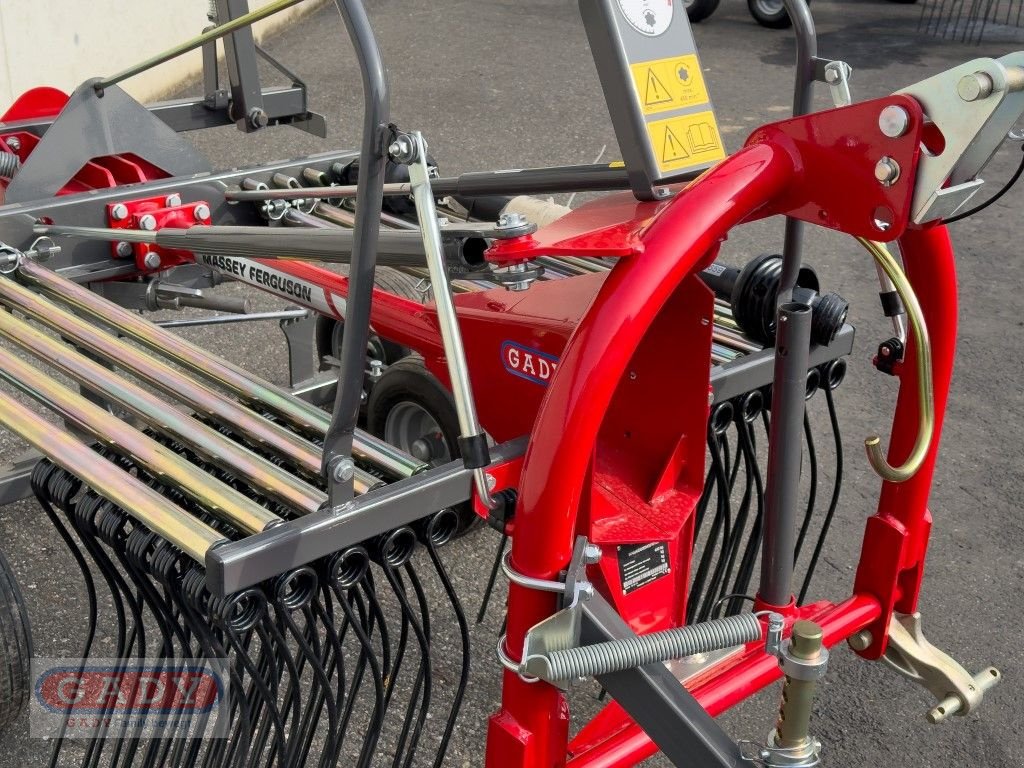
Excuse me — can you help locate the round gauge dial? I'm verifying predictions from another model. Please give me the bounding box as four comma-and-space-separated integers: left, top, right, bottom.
616, 0, 674, 37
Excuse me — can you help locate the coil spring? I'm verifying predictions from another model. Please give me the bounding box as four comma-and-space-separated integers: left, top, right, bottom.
540, 612, 761, 681
0, 152, 19, 179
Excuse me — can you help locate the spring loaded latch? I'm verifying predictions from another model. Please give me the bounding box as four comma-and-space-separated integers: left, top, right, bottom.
743, 619, 828, 768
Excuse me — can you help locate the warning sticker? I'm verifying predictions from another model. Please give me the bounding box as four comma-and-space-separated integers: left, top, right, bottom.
646, 111, 725, 173
630, 54, 710, 116
617, 542, 671, 595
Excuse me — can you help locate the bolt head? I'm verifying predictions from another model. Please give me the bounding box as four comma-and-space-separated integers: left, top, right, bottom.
847, 629, 873, 652
4, 136, 21, 152
248, 108, 269, 129
143, 250, 162, 270
111, 203, 129, 221
825, 68, 840, 84
388, 136, 417, 164
878, 105, 910, 138
874, 156, 901, 186
164, 194, 182, 208
958, 72, 994, 102
332, 459, 355, 482
194, 203, 211, 222
139, 214, 157, 231
115, 241, 133, 258
583, 543, 603, 564
497, 212, 527, 229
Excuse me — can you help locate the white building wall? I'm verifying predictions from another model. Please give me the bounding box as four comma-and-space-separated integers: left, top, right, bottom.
0, 1, 326, 109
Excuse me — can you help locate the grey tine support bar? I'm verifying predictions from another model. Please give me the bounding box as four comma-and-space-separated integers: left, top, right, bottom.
321, 0, 391, 503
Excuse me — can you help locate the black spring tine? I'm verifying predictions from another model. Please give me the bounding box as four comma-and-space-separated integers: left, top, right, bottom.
65, 494, 136, 768
31, 462, 97, 768
92, 505, 150, 767
688, 425, 730, 624
798, 384, 845, 605
242, 611, 294, 768
399, 562, 435, 768
335, 586, 386, 768
727, 415, 766, 616
381, 561, 431, 768
169, 567, 249, 768
274, 570, 340, 768
476, 533, 508, 625
695, 430, 734, 623
713, 406, 758, 617
793, 411, 819, 564
422, 514, 471, 768
296, 586, 348, 768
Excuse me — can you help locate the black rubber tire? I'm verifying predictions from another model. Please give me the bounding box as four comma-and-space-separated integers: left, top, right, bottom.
747, 0, 800, 29
315, 267, 423, 368
0, 547, 31, 732
685, 0, 721, 23
367, 357, 482, 536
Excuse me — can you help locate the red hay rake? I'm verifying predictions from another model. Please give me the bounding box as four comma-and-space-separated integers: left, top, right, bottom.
0, 0, 1017, 766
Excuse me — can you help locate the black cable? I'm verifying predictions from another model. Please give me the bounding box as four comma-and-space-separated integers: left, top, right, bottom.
945, 142, 1024, 224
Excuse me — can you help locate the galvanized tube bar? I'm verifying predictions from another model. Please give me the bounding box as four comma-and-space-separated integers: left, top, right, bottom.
0, 274, 356, 485
0, 309, 326, 514
17, 260, 423, 479
758, 302, 813, 606
0, 388, 223, 562
0, 346, 280, 534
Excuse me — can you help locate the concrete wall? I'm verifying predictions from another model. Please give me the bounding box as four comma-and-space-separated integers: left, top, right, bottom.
0, 1, 326, 109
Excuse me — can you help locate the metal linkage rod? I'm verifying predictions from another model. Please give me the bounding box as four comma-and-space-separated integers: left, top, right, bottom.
0, 389, 223, 561
0, 345, 280, 534
0, 309, 326, 514
95, 0, 305, 91
16, 260, 423, 480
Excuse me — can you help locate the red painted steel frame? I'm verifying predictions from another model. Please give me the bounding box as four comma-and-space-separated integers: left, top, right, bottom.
161, 97, 941, 768
484, 143, 793, 768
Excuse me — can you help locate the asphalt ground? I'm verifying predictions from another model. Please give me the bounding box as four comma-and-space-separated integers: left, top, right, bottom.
1, 0, 1023, 766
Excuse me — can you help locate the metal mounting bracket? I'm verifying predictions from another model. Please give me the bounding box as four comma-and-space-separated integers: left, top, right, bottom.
497, 536, 600, 687
881, 612, 1001, 723
812, 58, 853, 108
897, 54, 1024, 224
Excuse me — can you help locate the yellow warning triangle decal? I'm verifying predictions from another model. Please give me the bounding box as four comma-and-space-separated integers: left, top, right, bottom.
662, 126, 689, 163
644, 68, 673, 107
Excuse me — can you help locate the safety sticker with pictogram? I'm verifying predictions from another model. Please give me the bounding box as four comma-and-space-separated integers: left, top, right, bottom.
630, 54, 710, 116
646, 111, 725, 173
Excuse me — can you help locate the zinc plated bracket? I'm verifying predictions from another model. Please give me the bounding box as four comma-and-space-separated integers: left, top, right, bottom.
811, 57, 853, 108
498, 536, 600, 688
897, 54, 1024, 223
880, 612, 1001, 723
